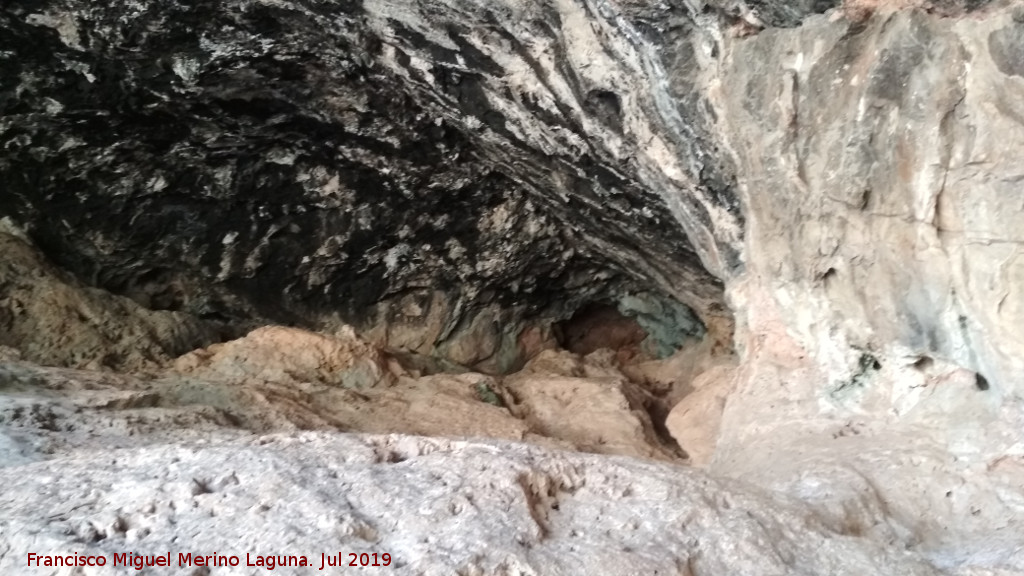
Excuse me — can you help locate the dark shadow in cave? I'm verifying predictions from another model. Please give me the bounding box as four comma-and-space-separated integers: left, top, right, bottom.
553, 303, 649, 362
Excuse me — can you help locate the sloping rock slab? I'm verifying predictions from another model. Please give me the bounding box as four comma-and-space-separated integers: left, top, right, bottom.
0, 432, 946, 576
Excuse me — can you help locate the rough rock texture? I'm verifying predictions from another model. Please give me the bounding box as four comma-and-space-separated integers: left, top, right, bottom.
0, 230, 216, 371
2, 307, 696, 466
0, 351, 539, 460
720, 3, 1023, 393
703, 5, 1024, 571
173, 325, 395, 390
503, 349, 680, 460
701, 0, 840, 28
0, 0, 739, 362
5, 0, 1024, 575
161, 325, 544, 442
664, 363, 734, 466
0, 432, 964, 576
0, 237, 697, 464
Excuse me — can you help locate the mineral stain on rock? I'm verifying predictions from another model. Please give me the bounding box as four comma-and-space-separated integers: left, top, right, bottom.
989, 21, 1024, 78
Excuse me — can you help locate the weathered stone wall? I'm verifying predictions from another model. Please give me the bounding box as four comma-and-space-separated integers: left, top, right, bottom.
720, 4, 1023, 391
699, 3, 1024, 566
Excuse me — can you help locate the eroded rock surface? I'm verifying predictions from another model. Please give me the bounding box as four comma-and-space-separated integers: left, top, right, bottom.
0, 0, 737, 362
0, 433, 959, 576
702, 6, 1024, 570
3, 0, 1024, 575
0, 320, 688, 466
0, 230, 217, 371
503, 349, 680, 460
0, 237, 689, 463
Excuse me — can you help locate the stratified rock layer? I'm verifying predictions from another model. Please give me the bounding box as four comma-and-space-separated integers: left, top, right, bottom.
0, 0, 738, 358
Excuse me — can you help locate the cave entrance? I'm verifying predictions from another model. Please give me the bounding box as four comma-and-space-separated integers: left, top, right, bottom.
554, 303, 650, 362
554, 294, 707, 363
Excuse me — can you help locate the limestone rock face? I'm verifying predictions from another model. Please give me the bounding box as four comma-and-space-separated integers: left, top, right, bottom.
503, 349, 679, 460
704, 5, 1024, 569
664, 363, 735, 467
5, 0, 1024, 574
0, 231, 216, 371
0, 432, 952, 576
701, 0, 840, 28
173, 325, 394, 390
719, 6, 1024, 392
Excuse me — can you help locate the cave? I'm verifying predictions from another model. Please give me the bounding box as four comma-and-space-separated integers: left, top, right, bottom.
3, 0, 1024, 573
555, 303, 650, 360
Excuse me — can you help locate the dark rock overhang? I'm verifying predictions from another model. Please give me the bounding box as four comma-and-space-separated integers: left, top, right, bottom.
0, 0, 768, 357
